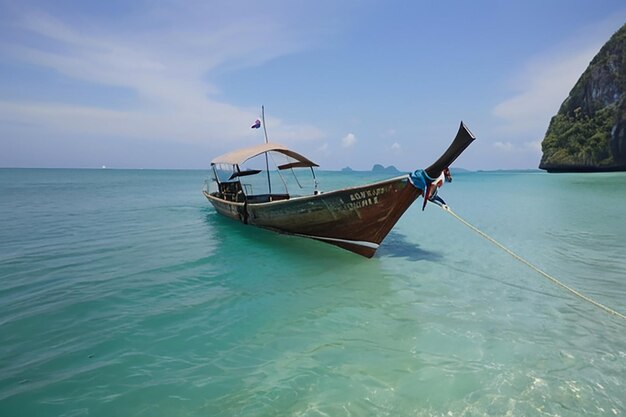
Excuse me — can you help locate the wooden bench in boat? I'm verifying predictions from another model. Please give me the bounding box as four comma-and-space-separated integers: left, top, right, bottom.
245, 194, 290, 204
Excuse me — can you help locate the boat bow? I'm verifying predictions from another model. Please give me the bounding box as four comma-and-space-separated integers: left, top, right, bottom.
409, 121, 476, 209
425, 121, 476, 179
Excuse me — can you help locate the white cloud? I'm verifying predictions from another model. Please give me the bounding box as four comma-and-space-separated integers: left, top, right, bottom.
341, 133, 356, 148
492, 16, 626, 137
492, 46, 598, 136
492, 140, 543, 155
391, 142, 401, 151
0, 6, 325, 149
493, 141, 514, 152
525, 140, 542, 152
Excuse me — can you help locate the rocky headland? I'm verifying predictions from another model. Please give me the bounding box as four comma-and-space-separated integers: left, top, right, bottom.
540, 23, 626, 172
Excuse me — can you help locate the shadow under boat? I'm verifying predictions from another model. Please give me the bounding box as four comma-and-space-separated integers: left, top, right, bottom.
375, 231, 443, 262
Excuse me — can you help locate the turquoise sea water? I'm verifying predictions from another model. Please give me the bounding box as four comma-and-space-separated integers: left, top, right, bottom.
1, 168, 625, 416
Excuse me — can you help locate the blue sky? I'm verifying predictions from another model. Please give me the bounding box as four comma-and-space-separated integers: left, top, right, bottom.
1, 1, 625, 170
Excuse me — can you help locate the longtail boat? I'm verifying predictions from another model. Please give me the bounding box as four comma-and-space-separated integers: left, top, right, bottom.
203, 120, 475, 257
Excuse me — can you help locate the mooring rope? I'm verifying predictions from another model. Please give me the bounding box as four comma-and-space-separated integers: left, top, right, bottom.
440, 205, 626, 321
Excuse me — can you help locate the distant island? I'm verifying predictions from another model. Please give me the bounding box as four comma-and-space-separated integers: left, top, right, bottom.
339, 165, 470, 174
539, 23, 626, 172
339, 165, 401, 173
371, 164, 401, 173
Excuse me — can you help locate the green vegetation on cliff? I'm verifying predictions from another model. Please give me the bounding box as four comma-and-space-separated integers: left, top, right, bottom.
540, 23, 626, 172
541, 107, 614, 167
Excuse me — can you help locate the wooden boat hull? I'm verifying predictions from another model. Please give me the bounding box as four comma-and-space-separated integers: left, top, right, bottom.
204, 175, 421, 257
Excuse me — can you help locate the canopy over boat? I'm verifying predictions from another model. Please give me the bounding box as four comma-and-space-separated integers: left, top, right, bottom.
211, 143, 318, 168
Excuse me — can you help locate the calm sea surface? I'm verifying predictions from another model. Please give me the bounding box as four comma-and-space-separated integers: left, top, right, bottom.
1, 168, 625, 416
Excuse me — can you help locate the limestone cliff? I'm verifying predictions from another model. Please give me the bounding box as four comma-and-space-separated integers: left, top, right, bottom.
539, 23, 626, 172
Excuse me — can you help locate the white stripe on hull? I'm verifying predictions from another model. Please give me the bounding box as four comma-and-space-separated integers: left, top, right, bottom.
294, 234, 379, 249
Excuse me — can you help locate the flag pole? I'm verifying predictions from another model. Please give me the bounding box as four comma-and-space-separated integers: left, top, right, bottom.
261, 105, 269, 144
261, 106, 272, 196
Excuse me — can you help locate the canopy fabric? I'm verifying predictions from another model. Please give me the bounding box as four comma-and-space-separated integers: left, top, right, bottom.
211, 143, 318, 168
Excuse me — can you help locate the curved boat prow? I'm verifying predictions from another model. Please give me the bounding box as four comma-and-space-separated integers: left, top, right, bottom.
425, 121, 476, 179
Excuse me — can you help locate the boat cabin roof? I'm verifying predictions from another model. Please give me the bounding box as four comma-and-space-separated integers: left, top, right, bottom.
211, 143, 318, 168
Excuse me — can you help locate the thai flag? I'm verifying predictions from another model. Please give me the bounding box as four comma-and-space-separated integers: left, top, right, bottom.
251, 119, 261, 129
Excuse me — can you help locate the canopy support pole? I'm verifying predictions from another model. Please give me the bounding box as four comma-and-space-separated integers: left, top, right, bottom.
262, 105, 272, 196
